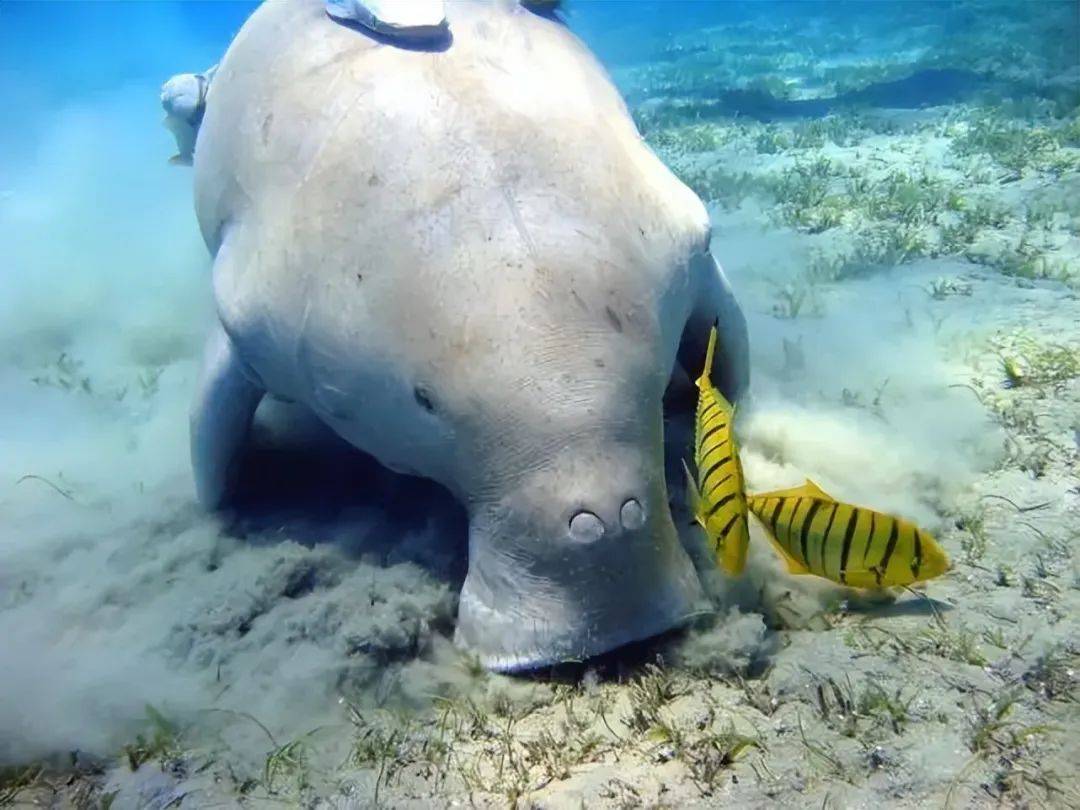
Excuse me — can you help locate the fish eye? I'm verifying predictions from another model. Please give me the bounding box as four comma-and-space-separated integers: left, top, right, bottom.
413, 384, 437, 414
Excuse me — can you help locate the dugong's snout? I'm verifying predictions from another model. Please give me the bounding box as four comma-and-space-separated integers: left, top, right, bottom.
454, 443, 706, 672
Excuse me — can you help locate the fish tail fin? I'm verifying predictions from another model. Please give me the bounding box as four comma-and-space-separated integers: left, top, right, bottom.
695, 322, 719, 390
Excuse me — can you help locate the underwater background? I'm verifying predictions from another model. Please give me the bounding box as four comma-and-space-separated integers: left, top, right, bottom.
1, 1, 1077, 806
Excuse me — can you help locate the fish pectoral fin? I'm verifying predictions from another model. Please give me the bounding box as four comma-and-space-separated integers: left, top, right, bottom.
779, 550, 810, 575
750, 513, 810, 575
682, 458, 702, 516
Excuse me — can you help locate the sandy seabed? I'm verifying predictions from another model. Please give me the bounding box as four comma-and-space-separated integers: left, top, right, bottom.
1, 1, 1078, 807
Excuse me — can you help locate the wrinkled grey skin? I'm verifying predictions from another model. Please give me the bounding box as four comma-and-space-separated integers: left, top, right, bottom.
190, 0, 749, 671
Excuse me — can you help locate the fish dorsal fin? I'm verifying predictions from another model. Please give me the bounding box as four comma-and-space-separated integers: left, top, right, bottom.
750, 515, 811, 575
750, 479, 836, 503
782, 553, 810, 576
695, 324, 718, 390
801, 479, 836, 501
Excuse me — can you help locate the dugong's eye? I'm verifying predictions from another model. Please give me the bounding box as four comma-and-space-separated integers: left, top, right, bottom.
413, 385, 438, 414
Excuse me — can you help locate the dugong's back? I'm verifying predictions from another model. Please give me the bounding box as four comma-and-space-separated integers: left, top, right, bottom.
196, 0, 701, 238
194, 0, 708, 375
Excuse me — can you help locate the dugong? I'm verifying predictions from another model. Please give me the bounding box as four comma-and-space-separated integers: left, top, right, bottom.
191, 0, 749, 671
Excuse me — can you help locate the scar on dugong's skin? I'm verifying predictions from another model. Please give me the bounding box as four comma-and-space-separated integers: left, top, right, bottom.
188, 0, 749, 672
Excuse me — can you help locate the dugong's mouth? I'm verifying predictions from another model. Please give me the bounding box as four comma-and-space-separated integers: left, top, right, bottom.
456, 568, 704, 673
453, 491, 706, 673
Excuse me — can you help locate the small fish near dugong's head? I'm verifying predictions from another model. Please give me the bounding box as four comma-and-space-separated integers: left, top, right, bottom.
188, 0, 750, 672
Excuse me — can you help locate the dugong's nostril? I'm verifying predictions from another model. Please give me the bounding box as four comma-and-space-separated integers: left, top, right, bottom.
620, 498, 646, 530
568, 511, 605, 543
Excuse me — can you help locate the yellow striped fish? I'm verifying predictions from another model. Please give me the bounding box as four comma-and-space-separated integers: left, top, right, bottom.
747, 480, 949, 589
683, 324, 750, 576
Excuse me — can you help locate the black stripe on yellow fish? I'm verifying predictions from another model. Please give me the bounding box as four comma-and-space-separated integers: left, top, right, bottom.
698, 396, 723, 418
858, 512, 876, 577
718, 511, 741, 541
787, 498, 806, 565
819, 503, 839, 570
705, 472, 734, 498
700, 412, 726, 433
849, 509, 874, 582
699, 440, 729, 468
699, 455, 731, 484
707, 491, 738, 518
819, 509, 838, 579
699, 423, 725, 448
768, 497, 783, 526
912, 529, 924, 577
777, 497, 800, 557
698, 394, 722, 413
878, 520, 900, 585
837, 507, 858, 584
800, 500, 821, 569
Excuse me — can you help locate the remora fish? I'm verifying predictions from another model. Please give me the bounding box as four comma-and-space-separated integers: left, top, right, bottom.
160, 66, 216, 166
747, 480, 949, 588
683, 324, 750, 575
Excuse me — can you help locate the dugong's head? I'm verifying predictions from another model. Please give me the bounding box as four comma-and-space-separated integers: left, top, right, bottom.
393, 227, 745, 672
452, 398, 709, 672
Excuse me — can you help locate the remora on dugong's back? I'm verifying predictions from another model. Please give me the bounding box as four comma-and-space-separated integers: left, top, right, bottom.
190, 0, 749, 671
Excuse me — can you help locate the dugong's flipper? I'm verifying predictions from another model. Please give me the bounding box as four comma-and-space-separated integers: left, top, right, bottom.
191, 322, 264, 508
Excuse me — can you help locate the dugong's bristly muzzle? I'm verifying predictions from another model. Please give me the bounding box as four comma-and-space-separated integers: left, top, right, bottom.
454, 441, 706, 672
